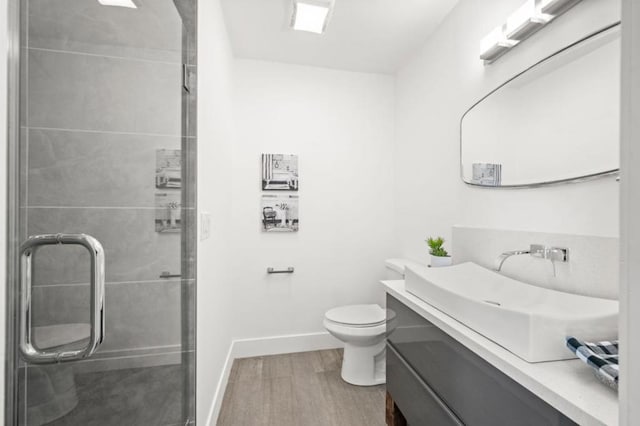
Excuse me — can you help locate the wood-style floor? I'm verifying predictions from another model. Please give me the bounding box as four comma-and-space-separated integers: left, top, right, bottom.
217, 349, 386, 426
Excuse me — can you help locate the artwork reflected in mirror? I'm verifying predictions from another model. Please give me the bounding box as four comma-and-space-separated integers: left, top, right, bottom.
461, 24, 620, 187
262, 154, 299, 190
261, 195, 299, 232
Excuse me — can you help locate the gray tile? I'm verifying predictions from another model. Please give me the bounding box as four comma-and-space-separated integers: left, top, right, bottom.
27, 128, 182, 208
27, 207, 182, 284
99, 281, 184, 352
31, 281, 188, 352
27, 0, 183, 63
24, 364, 79, 426
31, 283, 90, 328
28, 49, 182, 135
42, 365, 191, 426
70, 351, 184, 375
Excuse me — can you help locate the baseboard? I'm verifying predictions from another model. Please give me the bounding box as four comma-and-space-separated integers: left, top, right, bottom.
231, 331, 342, 359
69, 346, 186, 374
206, 331, 342, 425
206, 342, 234, 426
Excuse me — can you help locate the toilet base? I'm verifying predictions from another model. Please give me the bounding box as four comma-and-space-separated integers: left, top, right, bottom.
341, 341, 386, 386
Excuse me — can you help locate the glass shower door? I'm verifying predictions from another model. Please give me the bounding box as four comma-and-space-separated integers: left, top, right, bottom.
7, 0, 197, 424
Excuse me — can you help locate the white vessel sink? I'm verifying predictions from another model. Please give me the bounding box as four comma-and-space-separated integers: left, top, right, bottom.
404, 262, 619, 363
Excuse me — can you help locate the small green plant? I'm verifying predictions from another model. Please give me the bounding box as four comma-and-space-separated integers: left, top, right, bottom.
426, 236, 449, 257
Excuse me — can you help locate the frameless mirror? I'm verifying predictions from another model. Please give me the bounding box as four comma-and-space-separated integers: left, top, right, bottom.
461, 24, 620, 187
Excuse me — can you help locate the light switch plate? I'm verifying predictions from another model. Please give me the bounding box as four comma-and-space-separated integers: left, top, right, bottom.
200, 212, 211, 241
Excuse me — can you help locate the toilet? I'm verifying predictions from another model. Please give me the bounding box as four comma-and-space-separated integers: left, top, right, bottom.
323, 259, 417, 386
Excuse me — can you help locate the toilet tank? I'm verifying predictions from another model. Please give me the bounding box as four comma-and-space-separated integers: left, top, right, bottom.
384, 258, 425, 280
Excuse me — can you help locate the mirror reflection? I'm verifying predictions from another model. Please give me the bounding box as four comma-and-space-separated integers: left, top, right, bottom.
461, 24, 620, 187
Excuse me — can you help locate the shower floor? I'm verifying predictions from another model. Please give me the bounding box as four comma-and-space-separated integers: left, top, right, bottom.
217, 349, 386, 426
39, 364, 192, 426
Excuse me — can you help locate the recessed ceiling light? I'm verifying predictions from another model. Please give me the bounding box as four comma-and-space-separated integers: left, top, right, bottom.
291, 0, 334, 34
97, 0, 137, 9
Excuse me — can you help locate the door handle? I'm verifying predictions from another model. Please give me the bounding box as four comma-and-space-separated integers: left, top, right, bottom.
19, 233, 105, 364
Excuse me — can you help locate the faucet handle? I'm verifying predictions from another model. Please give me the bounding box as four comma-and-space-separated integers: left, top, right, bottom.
529, 244, 569, 262
529, 244, 546, 257
547, 247, 569, 262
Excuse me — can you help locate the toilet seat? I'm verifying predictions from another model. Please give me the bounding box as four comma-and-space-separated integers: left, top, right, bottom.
325, 304, 386, 327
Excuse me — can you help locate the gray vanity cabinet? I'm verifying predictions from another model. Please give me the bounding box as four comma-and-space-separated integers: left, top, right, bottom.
386, 295, 578, 426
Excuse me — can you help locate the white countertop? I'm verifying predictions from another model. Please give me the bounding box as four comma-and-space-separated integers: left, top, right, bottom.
382, 279, 619, 426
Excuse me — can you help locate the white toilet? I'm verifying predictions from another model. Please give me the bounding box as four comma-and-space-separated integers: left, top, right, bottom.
324, 304, 394, 386
323, 259, 415, 386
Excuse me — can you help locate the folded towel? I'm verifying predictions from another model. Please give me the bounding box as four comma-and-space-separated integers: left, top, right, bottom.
566, 337, 618, 390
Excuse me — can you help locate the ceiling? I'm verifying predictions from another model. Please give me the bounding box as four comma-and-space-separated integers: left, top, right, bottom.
220, 0, 459, 74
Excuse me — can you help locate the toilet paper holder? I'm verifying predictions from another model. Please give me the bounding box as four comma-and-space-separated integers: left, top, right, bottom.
267, 267, 295, 274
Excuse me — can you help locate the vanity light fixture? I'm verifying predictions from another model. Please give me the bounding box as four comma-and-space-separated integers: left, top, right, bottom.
538, 0, 582, 15
291, 0, 335, 34
97, 0, 137, 8
505, 0, 553, 41
480, 26, 518, 62
480, 0, 582, 64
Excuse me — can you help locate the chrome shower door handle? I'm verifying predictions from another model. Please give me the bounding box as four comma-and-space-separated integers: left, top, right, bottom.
19, 233, 105, 364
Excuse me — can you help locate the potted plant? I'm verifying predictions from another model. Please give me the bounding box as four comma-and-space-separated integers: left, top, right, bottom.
426, 236, 452, 267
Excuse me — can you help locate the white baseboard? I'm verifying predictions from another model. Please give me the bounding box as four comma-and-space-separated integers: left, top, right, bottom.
206, 331, 342, 425
231, 331, 342, 359
206, 342, 235, 426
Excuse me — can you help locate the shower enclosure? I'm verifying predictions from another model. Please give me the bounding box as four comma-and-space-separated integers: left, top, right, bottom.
5, 0, 197, 424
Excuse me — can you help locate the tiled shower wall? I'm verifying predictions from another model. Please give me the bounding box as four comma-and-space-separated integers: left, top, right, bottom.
21, 0, 196, 371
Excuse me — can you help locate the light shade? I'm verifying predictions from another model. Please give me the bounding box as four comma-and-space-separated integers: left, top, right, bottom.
97, 0, 137, 8
505, 0, 552, 41
539, 0, 582, 15
291, 0, 333, 34
480, 26, 518, 62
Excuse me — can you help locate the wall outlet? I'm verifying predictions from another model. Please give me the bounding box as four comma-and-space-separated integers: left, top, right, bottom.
200, 212, 211, 241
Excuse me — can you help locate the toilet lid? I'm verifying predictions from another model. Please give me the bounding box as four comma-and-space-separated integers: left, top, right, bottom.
325, 304, 387, 326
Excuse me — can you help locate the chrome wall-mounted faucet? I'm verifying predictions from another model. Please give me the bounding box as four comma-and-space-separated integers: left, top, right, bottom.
495, 244, 569, 276
495, 248, 531, 271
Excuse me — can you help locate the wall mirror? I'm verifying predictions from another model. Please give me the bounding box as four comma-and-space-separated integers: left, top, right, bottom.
460, 23, 620, 188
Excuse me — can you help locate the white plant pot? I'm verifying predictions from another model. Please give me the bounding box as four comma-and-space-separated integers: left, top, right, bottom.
430, 255, 452, 268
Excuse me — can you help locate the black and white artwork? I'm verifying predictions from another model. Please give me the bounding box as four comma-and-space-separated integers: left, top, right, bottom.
471, 163, 502, 186
155, 192, 181, 233
262, 154, 298, 190
156, 149, 182, 189
261, 194, 299, 232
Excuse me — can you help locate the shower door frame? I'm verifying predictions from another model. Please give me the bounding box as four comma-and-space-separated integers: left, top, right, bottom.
5, 0, 22, 423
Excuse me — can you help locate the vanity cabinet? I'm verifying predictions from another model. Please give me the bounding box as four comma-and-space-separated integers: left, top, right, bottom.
386, 295, 578, 426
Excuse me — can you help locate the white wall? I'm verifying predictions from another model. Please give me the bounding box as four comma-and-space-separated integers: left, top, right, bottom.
231, 60, 396, 340
196, 0, 236, 424
395, 0, 621, 264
